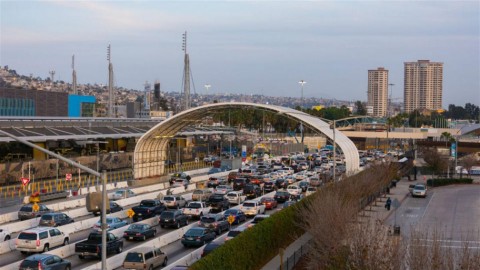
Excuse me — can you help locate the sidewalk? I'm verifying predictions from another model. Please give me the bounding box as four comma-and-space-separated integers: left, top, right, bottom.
261, 177, 417, 270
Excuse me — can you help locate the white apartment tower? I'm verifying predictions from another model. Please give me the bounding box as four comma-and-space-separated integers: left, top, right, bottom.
404, 60, 443, 113
367, 67, 389, 117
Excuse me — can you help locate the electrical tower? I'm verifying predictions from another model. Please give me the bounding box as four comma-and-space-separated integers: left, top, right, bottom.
182, 31, 191, 111
107, 44, 114, 118
72, 55, 77, 94
49, 70, 55, 83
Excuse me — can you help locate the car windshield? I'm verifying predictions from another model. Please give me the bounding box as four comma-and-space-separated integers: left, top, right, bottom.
227, 230, 241, 237
188, 203, 201, 208
128, 224, 144, 230
18, 232, 37, 240
209, 196, 224, 201
200, 217, 216, 223
140, 201, 155, 206
226, 193, 237, 198
20, 205, 33, 212
125, 252, 144, 263
161, 211, 174, 218
115, 190, 124, 195
41, 215, 54, 221
186, 228, 205, 237
224, 210, 237, 215
20, 260, 40, 268
243, 202, 255, 207
163, 196, 174, 201
414, 186, 426, 190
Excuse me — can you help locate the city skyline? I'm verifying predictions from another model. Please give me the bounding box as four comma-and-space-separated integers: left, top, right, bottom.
1, 1, 478, 107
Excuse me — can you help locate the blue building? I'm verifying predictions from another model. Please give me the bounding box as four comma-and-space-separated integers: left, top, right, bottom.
68, 95, 96, 117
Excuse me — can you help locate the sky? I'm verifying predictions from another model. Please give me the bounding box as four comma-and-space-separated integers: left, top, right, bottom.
1, 0, 479, 107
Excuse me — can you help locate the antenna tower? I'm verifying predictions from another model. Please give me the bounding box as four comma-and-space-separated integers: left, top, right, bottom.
182, 31, 191, 111
72, 55, 77, 94
107, 44, 115, 118
49, 70, 55, 83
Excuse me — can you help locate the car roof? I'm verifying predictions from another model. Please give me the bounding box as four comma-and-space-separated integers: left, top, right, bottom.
21, 227, 54, 233
24, 253, 54, 260
127, 246, 157, 253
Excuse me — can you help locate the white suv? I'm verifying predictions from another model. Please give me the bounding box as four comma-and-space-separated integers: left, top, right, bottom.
16, 227, 69, 253
240, 200, 266, 217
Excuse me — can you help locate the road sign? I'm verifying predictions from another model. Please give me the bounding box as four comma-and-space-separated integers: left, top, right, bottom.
32, 202, 39, 212
21, 177, 30, 186
66, 173, 72, 181
227, 215, 235, 225
127, 209, 135, 218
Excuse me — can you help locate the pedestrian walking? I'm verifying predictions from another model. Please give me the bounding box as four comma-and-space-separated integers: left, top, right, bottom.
385, 197, 392, 211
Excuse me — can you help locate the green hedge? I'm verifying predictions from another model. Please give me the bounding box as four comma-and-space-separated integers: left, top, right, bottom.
190, 201, 305, 270
426, 178, 473, 187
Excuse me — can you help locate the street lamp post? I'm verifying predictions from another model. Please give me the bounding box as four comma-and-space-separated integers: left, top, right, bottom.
204, 84, 211, 96
298, 80, 306, 108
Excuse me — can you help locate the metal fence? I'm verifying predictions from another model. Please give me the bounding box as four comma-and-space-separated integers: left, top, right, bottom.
277, 240, 311, 270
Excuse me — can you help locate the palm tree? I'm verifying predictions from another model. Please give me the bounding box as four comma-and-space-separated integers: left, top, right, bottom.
440, 132, 453, 148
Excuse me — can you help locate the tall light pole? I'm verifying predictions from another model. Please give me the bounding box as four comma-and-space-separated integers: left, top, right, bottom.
298, 80, 306, 108
388, 83, 394, 117
204, 84, 211, 96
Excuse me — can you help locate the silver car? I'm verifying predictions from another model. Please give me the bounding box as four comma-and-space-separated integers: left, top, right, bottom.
109, 189, 136, 201
18, 203, 53, 221
163, 195, 187, 209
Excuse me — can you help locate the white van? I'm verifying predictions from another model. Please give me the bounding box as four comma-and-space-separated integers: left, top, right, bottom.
16, 227, 69, 253
286, 185, 301, 196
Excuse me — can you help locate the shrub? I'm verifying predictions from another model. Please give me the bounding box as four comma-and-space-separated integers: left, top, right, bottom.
426, 178, 473, 187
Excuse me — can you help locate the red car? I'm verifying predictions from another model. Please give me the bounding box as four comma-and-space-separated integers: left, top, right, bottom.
260, 197, 278, 210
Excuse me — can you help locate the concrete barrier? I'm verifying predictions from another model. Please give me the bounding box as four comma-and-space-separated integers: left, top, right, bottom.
163, 247, 203, 270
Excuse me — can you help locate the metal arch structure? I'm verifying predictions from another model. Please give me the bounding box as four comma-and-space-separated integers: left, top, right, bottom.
334, 116, 385, 130
133, 102, 360, 179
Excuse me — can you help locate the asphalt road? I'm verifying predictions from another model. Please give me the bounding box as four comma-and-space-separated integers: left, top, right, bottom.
385, 184, 480, 243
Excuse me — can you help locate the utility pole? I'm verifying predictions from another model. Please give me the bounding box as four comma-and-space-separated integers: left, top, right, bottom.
72, 55, 77, 95
182, 31, 191, 111
298, 80, 306, 108
107, 45, 114, 118
332, 120, 336, 182
388, 83, 394, 117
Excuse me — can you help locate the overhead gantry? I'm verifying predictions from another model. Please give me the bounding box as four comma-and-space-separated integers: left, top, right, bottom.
133, 102, 360, 179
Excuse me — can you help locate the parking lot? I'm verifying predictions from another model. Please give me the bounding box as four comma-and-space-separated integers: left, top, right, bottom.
386, 184, 480, 244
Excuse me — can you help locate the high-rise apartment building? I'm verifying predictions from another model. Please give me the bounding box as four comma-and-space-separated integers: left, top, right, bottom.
367, 67, 389, 117
404, 60, 443, 113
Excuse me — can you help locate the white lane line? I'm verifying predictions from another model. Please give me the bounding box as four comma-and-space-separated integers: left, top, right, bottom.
420, 191, 435, 221
417, 239, 480, 244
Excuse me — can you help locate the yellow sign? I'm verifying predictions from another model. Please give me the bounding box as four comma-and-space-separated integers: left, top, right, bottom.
126, 209, 135, 218
227, 215, 235, 225
32, 202, 40, 212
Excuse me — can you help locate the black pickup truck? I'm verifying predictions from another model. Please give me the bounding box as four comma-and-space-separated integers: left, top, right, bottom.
206, 194, 230, 212
132, 199, 167, 222
75, 232, 123, 259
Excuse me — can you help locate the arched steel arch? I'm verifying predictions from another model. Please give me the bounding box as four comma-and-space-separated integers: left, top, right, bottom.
133, 102, 360, 179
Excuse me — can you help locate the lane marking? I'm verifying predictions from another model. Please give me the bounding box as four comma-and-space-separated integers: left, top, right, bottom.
420, 191, 435, 221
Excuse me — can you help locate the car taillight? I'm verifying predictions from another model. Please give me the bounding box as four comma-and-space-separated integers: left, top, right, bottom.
38, 261, 43, 270
144, 263, 147, 269
136, 233, 141, 236
36, 239, 40, 247
96, 246, 100, 253
123, 233, 127, 236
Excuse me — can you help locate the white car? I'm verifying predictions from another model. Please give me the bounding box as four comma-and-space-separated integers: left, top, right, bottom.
286, 185, 301, 196
16, 227, 69, 253
240, 200, 266, 217
226, 191, 246, 205
215, 185, 233, 195
411, 184, 427, 198
0, 228, 11, 242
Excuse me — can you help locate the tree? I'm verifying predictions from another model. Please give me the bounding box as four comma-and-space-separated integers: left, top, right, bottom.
422, 147, 448, 178
440, 132, 454, 148
354, 100, 367, 115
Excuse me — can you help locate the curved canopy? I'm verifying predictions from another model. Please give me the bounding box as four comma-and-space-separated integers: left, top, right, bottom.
134, 102, 359, 179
